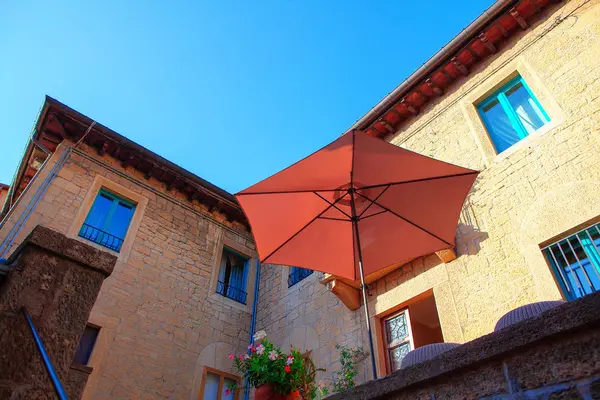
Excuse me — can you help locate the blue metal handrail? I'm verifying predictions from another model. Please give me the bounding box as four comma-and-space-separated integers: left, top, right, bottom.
23, 308, 69, 400
216, 280, 247, 304
78, 223, 124, 252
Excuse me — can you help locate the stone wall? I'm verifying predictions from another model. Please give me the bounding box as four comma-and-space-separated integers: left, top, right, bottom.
0, 226, 116, 399
256, 0, 600, 381
0, 144, 257, 399
255, 267, 370, 386
326, 292, 600, 399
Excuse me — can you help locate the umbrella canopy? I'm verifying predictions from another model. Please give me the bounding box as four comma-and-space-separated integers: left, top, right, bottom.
236, 130, 478, 281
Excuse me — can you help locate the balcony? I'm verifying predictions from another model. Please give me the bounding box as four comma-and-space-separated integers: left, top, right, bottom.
78, 223, 124, 252
216, 280, 247, 304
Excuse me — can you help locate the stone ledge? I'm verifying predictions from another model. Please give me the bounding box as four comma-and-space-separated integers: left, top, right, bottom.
6, 225, 117, 276
327, 292, 600, 399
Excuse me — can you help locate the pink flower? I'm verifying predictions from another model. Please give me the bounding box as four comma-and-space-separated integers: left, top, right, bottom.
268, 350, 278, 361
284, 365, 291, 373
244, 354, 250, 360
238, 354, 244, 360
248, 344, 255, 352
228, 354, 234, 360
286, 356, 294, 365
256, 344, 265, 355
224, 388, 231, 396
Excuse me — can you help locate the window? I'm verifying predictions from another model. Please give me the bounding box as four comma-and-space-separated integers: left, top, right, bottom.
288, 267, 313, 287
73, 325, 99, 365
78, 189, 136, 252
542, 223, 600, 300
216, 249, 249, 304
383, 309, 413, 372
199, 367, 239, 400
477, 75, 550, 153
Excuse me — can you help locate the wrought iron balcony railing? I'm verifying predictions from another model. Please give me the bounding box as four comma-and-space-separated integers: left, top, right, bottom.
78, 223, 124, 252
216, 280, 247, 304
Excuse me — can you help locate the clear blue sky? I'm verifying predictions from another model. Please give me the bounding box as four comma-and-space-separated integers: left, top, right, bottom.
1, 0, 495, 193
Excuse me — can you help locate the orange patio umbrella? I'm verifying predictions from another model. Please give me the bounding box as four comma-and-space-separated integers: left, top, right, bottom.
235, 130, 478, 378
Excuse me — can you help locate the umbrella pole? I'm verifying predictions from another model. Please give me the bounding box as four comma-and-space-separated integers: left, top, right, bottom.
350, 189, 378, 380
357, 256, 378, 380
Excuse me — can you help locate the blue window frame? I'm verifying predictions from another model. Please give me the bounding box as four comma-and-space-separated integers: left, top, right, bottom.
477, 75, 550, 153
78, 189, 136, 252
216, 248, 249, 304
288, 267, 313, 287
542, 222, 600, 300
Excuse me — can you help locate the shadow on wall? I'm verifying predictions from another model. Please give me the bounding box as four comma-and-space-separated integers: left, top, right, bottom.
455, 222, 489, 256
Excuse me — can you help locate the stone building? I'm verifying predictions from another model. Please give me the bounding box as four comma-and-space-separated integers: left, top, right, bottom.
0, 0, 599, 398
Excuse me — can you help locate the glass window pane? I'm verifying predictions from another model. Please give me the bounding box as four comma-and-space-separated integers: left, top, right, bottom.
202, 372, 220, 400
389, 342, 411, 372
84, 193, 113, 229
106, 202, 135, 239
73, 325, 99, 365
543, 225, 600, 301
481, 99, 522, 153
223, 378, 236, 400
385, 312, 408, 344
505, 82, 548, 134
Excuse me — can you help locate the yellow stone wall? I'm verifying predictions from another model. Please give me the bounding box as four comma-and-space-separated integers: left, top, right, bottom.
0, 143, 257, 399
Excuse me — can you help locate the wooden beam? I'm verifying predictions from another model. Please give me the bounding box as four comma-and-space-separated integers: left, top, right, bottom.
478, 32, 497, 53
466, 46, 480, 61
439, 68, 455, 83
98, 141, 109, 156
451, 57, 468, 76
400, 99, 418, 116
415, 88, 429, 101
510, 7, 529, 29
112, 145, 121, 159
45, 113, 67, 139
185, 186, 197, 202
435, 248, 457, 263
530, 0, 541, 14
144, 165, 154, 180
327, 279, 360, 311
377, 119, 396, 133
495, 22, 509, 38
121, 154, 135, 169
387, 108, 405, 121
425, 78, 443, 96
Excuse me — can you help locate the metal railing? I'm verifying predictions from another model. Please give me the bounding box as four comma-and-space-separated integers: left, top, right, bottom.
542, 222, 600, 300
216, 280, 247, 304
288, 268, 313, 287
23, 308, 68, 400
78, 223, 124, 252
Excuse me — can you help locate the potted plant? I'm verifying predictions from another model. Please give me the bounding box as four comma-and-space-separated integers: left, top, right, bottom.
227, 331, 327, 400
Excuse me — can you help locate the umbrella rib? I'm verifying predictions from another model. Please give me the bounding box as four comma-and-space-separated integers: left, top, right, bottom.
357, 184, 391, 219
313, 192, 352, 220
237, 188, 339, 196
360, 171, 478, 191
261, 194, 348, 263
355, 191, 453, 247
318, 216, 351, 221
358, 209, 387, 220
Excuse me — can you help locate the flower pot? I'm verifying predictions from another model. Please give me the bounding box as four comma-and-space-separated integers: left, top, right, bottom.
287, 390, 301, 400
254, 385, 286, 400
